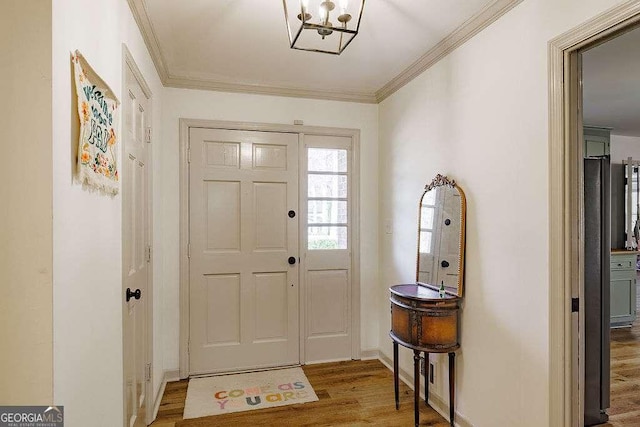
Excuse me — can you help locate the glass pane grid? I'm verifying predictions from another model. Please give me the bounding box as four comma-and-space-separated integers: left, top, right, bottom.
308, 200, 347, 224
308, 174, 348, 198
308, 171, 348, 175
308, 148, 348, 173
419, 231, 432, 254
423, 189, 436, 205
420, 207, 435, 230
307, 147, 349, 250
307, 225, 348, 250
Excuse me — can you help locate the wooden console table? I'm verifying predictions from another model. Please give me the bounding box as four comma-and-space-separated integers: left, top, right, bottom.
389, 284, 460, 427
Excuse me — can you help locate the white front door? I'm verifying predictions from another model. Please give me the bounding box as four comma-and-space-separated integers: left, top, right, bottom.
189, 128, 300, 374
122, 63, 151, 427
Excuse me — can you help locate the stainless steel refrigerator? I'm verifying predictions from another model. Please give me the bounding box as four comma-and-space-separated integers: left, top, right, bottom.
584, 157, 611, 426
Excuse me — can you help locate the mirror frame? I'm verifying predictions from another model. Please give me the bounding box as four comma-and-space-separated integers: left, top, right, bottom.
415, 174, 467, 297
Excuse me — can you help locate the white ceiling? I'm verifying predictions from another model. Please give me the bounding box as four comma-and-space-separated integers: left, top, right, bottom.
129, 0, 520, 103
583, 26, 640, 137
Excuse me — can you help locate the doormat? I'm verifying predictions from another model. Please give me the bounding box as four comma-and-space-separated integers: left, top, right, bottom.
183, 367, 318, 419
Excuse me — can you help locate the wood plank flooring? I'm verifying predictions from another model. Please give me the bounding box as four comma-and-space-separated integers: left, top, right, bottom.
150, 359, 450, 427
151, 283, 640, 426
602, 281, 640, 427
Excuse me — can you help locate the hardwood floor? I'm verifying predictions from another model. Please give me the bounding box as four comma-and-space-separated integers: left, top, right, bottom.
151, 283, 640, 426
151, 359, 450, 427
602, 281, 640, 427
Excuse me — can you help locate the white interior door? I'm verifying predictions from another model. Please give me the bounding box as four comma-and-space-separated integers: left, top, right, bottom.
303, 135, 354, 363
123, 64, 151, 427
189, 128, 299, 374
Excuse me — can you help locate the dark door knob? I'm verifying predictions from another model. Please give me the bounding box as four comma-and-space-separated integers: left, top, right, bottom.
441, 260, 450, 268
288, 256, 296, 265
288, 210, 296, 218
444, 218, 451, 226
126, 288, 141, 302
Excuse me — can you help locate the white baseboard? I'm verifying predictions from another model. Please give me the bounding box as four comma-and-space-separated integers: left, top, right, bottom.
164, 369, 180, 383
151, 380, 166, 422
306, 349, 380, 364
378, 352, 473, 427
305, 357, 352, 365
359, 348, 381, 360
151, 369, 182, 422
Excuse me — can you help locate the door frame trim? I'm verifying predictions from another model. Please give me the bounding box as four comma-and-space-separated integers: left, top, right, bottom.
121, 44, 154, 426
548, 2, 640, 425
179, 119, 361, 378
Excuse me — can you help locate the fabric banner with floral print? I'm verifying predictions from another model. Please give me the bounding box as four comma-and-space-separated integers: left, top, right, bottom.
72, 50, 120, 195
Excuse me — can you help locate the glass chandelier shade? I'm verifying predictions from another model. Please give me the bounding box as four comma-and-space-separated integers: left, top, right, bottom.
282, 0, 365, 55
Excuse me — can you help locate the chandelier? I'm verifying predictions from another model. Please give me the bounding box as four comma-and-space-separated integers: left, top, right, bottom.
282, 0, 365, 55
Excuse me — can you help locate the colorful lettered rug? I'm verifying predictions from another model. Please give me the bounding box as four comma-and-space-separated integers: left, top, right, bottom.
183, 367, 319, 419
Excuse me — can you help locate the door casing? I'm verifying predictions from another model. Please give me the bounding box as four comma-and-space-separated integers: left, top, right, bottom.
178, 119, 361, 378
548, 2, 640, 426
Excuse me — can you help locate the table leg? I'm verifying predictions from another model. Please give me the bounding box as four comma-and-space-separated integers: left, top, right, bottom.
449, 352, 455, 426
424, 351, 429, 406
393, 341, 399, 410
414, 350, 420, 427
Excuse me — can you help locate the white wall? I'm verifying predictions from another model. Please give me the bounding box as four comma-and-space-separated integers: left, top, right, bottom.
378, 0, 624, 426
52, 1, 164, 426
48, 0, 634, 424
611, 134, 640, 163
0, 0, 52, 405
160, 88, 379, 369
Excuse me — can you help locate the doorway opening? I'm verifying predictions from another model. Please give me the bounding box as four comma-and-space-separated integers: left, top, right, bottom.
548, 2, 640, 426
581, 25, 640, 426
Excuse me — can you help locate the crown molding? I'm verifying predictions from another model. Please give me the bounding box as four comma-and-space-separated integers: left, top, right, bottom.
375, 0, 523, 103
127, 0, 377, 103
128, 0, 522, 105
165, 74, 378, 104
126, 0, 170, 82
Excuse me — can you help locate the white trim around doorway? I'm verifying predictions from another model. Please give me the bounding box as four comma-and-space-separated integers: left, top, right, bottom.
548, 2, 640, 426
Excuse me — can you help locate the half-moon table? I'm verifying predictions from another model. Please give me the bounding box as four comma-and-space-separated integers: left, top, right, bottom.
389, 284, 460, 427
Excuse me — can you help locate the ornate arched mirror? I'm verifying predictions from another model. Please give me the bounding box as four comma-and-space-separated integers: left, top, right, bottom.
416, 174, 466, 297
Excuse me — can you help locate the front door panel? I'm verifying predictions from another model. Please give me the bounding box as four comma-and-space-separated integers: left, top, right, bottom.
189, 128, 299, 374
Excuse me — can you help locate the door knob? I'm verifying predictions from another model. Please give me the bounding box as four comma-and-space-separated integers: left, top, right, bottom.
126, 288, 141, 302
288, 210, 296, 218
288, 257, 296, 265
441, 260, 450, 268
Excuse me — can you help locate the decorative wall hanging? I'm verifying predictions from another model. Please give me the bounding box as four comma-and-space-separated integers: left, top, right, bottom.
72, 50, 120, 195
